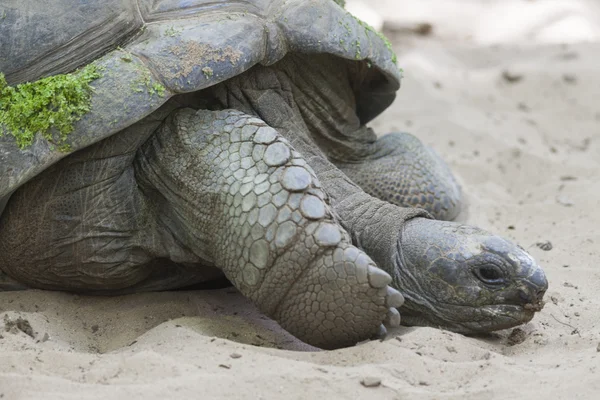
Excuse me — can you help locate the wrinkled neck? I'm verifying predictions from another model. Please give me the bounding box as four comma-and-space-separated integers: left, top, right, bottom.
338, 196, 428, 273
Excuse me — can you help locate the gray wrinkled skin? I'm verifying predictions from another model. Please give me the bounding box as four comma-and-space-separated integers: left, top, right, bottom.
396, 219, 547, 332
0, 0, 547, 349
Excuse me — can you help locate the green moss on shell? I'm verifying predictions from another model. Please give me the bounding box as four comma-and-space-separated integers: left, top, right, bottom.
351, 14, 398, 65
202, 66, 214, 78
130, 68, 166, 97
0, 64, 101, 150
354, 39, 362, 59
164, 25, 183, 37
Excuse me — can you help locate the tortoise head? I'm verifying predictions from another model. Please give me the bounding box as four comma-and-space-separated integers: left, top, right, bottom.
395, 218, 548, 333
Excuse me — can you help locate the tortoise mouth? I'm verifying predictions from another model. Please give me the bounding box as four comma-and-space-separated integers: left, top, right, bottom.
451, 304, 539, 333
400, 302, 541, 333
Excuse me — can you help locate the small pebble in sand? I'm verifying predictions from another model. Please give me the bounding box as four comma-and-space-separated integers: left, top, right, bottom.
559, 175, 577, 181
502, 70, 523, 83
556, 195, 575, 207
39, 332, 50, 343
507, 328, 527, 346
596, 343, 600, 352
3, 315, 34, 338
219, 364, 231, 369
517, 102, 530, 112
535, 241, 553, 251
230, 353, 242, 359
360, 377, 382, 387
414, 23, 433, 36
562, 74, 577, 84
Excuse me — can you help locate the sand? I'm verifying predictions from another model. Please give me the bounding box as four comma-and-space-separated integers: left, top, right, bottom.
1, 1, 599, 399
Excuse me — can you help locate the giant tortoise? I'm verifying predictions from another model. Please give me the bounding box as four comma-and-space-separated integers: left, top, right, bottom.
0, 0, 547, 349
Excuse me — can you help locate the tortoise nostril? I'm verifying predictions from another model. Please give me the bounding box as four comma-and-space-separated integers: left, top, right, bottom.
519, 289, 546, 304
535, 289, 546, 301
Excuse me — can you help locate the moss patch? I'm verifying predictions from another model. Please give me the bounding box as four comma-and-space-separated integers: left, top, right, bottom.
202, 67, 214, 78
350, 14, 398, 65
164, 25, 183, 37
333, 0, 346, 7
0, 64, 101, 150
131, 69, 166, 97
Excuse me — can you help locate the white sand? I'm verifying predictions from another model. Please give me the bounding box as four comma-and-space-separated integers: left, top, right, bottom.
1, 1, 599, 399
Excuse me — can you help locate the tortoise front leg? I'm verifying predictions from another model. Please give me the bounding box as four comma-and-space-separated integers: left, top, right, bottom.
331, 132, 462, 221
134, 108, 404, 349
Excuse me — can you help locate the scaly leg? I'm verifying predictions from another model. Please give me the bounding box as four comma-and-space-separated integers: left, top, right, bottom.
332, 132, 462, 221
134, 108, 404, 349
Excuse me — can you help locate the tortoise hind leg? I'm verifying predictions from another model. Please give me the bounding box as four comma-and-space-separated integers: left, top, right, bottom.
332, 132, 462, 221
0, 269, 29, 291
0, 105, 205, 293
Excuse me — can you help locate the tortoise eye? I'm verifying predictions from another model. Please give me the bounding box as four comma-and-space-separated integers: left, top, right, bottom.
473, 265, 505, 285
